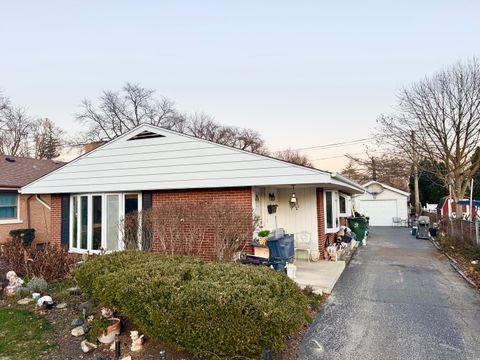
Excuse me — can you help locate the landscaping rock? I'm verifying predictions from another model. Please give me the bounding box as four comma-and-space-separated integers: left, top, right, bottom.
78, 301, 92, 312
120, 357, 132, 360
71, 318, 84, 327
71, 326, 86, 337
80, 339, 97, 353
17, 297, 33, 305
56, 302, 68, 309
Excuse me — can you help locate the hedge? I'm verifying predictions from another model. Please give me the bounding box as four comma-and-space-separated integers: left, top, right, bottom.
75, 251, 308, 357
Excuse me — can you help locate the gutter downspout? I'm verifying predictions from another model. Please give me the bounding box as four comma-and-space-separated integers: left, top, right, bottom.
26, 195, 34, 228
35, 194, 51, 210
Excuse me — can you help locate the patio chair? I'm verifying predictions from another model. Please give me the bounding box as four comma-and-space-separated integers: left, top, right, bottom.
294, 232, 312, 262
392, 217, 402, 227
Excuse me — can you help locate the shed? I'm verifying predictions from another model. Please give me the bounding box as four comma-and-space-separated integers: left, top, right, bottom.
352, 181, 409, 226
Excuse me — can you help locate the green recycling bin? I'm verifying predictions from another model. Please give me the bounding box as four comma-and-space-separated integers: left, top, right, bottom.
347, 217, 368, 242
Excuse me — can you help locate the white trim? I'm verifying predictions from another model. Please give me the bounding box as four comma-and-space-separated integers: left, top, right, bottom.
0, 191, 20, 223
68, 192, 142, 254
35, 194, 51, 210
324, 190, 340, 233
338, 193, 348, 217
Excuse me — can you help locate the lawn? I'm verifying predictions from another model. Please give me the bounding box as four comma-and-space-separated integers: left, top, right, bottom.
0, 308, 53, 359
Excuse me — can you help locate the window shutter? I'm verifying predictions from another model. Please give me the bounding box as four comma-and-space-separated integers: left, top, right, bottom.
61, 194, 70, 247
141, 191, 153, 251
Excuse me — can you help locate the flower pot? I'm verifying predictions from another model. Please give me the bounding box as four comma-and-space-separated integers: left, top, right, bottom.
97, 318, 121, 344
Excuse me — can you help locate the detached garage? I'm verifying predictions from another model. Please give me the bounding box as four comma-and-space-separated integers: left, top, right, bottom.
352, 181, 410, 226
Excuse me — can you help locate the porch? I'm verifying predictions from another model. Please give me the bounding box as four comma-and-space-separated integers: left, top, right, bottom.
294, 260, 346, 294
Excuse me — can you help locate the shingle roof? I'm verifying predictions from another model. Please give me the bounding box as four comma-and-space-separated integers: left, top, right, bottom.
0, 155, 64, 188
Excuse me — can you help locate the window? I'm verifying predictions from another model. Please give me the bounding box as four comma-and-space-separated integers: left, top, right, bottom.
339, 194, 347, 216
70, 193, 141, 253
0, 192, 18, 220
324, 190, 339, 233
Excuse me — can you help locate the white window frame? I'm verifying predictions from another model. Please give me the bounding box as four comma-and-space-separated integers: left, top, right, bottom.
324, 190, 340, 233
339, 193, 349, 217
0, 191, 22, 224
69, 192, 142, 254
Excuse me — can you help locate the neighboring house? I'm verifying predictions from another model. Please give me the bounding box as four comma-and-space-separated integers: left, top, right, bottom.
0, 155, 64, 245
352, 180, 409, 226
21, 124, 364, 260
437, 196, 478, 220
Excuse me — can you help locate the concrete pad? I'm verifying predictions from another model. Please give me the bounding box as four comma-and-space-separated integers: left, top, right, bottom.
294, 260, 346, 294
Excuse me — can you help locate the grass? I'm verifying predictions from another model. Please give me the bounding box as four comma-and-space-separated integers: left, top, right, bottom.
0, 308, 53, 359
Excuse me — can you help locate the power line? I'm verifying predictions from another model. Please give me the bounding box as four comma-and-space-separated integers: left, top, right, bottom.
310, 152, 366, 161
294, 137, 379, 151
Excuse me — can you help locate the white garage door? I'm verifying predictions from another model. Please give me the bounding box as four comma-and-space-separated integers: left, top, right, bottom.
359, 200, 398, 226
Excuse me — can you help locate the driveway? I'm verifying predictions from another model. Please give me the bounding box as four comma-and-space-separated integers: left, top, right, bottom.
297, 227, 480, 360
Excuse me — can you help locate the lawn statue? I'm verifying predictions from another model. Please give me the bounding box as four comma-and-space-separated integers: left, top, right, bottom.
130, 331, 144, 352
4, 271, 24, 296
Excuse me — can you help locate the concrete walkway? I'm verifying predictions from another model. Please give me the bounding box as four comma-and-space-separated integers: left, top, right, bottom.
298, 227, 480, 360
294, 261, 346, 294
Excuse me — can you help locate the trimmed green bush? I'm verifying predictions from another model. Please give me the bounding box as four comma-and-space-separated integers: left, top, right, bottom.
76, 251, 308, 357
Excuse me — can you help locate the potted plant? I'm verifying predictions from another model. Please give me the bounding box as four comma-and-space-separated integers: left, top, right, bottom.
89, 317, 121, 344
257, 229, 270, 246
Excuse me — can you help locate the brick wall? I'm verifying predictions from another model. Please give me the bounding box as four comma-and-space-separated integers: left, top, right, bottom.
50, 194, 62, 247
151, 187, 253, 260
0, 193, 53, 245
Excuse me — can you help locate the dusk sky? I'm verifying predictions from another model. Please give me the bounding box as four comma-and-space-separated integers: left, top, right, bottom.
1, 0, 478, 171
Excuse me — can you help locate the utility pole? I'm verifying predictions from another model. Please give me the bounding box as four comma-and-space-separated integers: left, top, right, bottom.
411, 131, 420, 215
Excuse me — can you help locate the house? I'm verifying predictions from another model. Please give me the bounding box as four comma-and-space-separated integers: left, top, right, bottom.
352, 180, 409, 226
0, 155, 64, 245
21, 124, 364, 260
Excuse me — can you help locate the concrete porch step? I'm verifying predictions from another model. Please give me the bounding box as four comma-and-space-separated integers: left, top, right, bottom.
294, 260, 346, 294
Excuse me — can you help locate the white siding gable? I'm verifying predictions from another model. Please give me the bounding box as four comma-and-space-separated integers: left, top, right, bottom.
22, 125, 336, 194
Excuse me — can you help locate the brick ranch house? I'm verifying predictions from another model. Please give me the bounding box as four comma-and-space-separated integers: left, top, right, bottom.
21, 124, 364, 260
0, 155, 64, 245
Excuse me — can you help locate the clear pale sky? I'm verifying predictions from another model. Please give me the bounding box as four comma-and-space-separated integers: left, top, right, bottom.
1, 0, 478, 171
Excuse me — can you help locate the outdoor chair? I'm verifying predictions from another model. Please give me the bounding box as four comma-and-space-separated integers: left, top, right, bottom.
392, 217, 402, 227
294, 231, 312, 262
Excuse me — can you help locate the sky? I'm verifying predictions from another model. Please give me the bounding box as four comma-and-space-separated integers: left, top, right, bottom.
1, 0, 479, 171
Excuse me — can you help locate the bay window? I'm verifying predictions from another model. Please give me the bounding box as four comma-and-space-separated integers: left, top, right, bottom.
70, 193, 141, 253
324, 190, 340, 233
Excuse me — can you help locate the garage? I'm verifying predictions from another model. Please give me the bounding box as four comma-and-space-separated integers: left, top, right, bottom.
352, 181, 410, 226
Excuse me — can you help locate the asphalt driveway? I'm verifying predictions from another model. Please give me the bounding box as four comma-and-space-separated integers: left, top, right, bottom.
297, 227, 480, 360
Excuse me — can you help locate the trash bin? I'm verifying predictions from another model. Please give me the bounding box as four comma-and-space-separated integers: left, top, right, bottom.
416, 216, 430, 239
411, 226, 418, 236
267, 234, 294, 272
347, 217, 368, 242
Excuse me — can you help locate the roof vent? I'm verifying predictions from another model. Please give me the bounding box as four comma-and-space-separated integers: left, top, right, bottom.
5, 157, 15, 163
127, 130, 165, 141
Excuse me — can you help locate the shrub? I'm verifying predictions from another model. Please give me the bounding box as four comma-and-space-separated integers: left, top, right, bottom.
27, 277, 48, 293
76, 251, 307, 357
0, 239, 76, 281
9, 229, 35, 246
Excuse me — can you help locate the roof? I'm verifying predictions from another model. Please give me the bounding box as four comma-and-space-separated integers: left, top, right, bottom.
21, 124, 365, 195
457, 200, 480, 207
362, 180, 410, 197
437, 196, 449, 210
0, 155, 64, 189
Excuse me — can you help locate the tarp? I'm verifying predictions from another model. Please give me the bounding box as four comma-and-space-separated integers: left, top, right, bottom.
457, 200, 480, 207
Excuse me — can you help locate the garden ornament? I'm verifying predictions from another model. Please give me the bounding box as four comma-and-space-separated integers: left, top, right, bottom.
130, 330, 144, 352
4, 270, 24, 296
37, 295, 53, 307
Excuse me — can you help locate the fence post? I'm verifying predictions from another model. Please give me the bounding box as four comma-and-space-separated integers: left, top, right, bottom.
476, 220, 480, 247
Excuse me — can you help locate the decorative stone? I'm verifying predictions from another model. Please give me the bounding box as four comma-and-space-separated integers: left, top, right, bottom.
80, 339, 97, 353
56, 302, 68, 309
17, 297, 33, 305
37, 295, 53, 307
4, 271, 24, 296
71, 318, 84, 327
82, 323, 91, 333
120, 356, 132, 360
71, 326, 86, 337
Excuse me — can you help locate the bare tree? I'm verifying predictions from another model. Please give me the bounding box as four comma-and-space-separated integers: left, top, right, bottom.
76, 82, 185, 141
274, 149, 312, 167
0, 106, 31, 156
31, 118, 65, 159
378, 59, 480, 217
77, 83, 268, 154
343, 151, 411, 191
